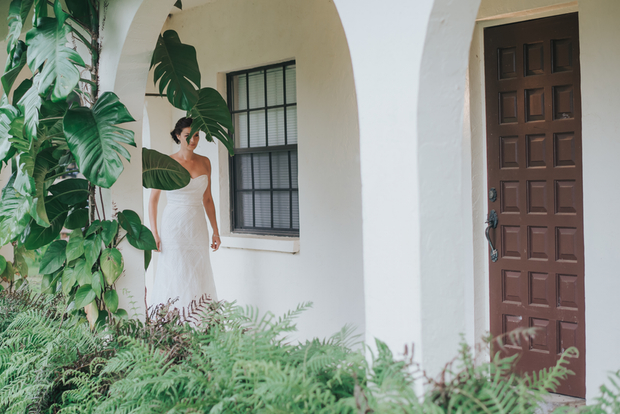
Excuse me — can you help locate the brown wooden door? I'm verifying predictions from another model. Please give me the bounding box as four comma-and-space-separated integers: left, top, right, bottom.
484, 13, 585, 398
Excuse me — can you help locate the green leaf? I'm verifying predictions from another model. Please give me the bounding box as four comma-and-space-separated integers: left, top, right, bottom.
32, 148, 61, 227
25, 14, 85, 101
91, 270, 103, 298
187, 88, 235, 155
41, 268, 61, 293
13, 156, 35, 196
74, 284, 96, 309
2, 40, 28, 95
23, 197, 68, 249
100, 248, 123, 285
73, 258, 91, 285
13, 246, 28, 277
127, 225, 157, 251
151, 30, 200, 111
117, 209, 141, 238
85, 220, 101, 238
103, 289, 119, 313
63, 91, 136, 188
65, 0, 94, 30
101, 220, 118, 246
174, 0, 182, 9
0, 96, 20, 162
0, 256, 6, 274
6, 0, 34, 52
144, 249, 151, 271
0, 174, 32, 245
142, 147, 191, 190
16, 76, 42, 141
12, 78, 31, 106
48, 178, 89, 205
61, 267, 76, 294
114, 308, 128, 320
83, 233, 102, 268
39, 239, 66, 274
0, 262, 14, 282
66, 234, 84, 261
65, 208, 88, 229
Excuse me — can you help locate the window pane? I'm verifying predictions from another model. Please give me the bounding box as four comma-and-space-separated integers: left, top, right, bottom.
232, 74, 247, 111
290, 150, 298, 189
267, 108, 285, 146
271, 151, 289, 189
249, 110, 266, 147
292, 190, 299, 229
235, 154, 252, 190
248, 71, 265, 109
234, 112, 248, 148
254, 191, 271, 228
285, 65, 296, 103
252, 153, 270, 190
236, 191, 253, 227
266, 67, 284, 106
273, 191, 291, 229
286, 107, 297, 144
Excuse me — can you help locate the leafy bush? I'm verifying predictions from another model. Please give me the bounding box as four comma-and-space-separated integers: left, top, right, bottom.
0, 288, 586, 413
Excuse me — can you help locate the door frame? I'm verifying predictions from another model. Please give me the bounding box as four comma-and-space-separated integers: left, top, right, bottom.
465, 2, 580, 359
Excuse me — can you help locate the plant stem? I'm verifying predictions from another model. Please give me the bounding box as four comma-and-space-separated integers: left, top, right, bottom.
99, 187, 106, 221
45, 169, 79, 182
69, 26, 94, 53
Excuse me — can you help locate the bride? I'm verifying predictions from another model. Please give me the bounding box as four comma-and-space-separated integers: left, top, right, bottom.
148, 117, 220, 308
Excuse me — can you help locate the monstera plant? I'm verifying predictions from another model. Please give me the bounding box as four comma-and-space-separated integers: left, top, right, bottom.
0, 0, 233, 327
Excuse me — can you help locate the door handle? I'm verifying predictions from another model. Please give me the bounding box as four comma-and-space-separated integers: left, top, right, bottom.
485, 210, 498, 262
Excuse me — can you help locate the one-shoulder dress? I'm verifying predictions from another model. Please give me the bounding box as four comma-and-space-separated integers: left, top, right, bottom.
150, 175, 218, 307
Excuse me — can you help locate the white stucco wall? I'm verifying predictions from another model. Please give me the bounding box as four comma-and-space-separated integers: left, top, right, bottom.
579, 0, 620, 401
144, 0, 365, 341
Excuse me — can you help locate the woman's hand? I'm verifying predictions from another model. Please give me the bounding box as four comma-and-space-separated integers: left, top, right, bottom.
211, 234, 221, 251
154, 233, 161, 252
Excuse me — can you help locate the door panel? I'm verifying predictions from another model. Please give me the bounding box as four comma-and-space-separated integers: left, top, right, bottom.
484, 13, 585, 398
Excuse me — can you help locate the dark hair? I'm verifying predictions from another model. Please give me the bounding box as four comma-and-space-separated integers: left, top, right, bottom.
170, 117, 193, 144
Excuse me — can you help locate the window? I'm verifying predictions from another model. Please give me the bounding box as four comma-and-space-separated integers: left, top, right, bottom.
227, 61, 299, 236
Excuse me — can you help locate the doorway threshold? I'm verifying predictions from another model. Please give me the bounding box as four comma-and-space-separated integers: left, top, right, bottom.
535, 393, 586, 414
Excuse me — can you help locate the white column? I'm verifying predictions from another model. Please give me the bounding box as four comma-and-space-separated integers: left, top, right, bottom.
333, 0, 433, 365
99, 0, 175, 315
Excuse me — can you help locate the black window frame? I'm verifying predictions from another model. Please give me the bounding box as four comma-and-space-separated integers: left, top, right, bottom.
227, 60, 299, 237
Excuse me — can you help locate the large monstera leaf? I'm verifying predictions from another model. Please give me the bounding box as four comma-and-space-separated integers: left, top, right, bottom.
151, 30, 200, 111
2, 40, 27, 95
187, 88, 235, 155
6, 0, 34, 53
142, 147, 190, 190
63, 92, 136, 188
25, 7, 85, 102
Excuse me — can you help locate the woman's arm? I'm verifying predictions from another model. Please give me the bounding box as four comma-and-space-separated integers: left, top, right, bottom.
202, 158, 220, 251
149, 189, 162, 251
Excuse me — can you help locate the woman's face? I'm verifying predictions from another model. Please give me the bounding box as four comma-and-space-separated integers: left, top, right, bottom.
178, 127, 200, 150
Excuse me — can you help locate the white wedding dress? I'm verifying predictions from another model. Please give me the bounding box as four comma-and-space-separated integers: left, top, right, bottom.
150, 175, 218, 308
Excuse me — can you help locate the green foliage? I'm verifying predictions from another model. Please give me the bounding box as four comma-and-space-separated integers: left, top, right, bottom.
187, 87, 235, 155
0, 289, 593, 414
142, 147, 191, 190
63, 91, 136, 188
151, 30, 201, 111
25, 4, 85, 101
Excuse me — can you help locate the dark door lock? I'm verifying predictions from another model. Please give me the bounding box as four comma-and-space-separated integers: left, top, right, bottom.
489, 187, 497, 202
485, 210, 498, 262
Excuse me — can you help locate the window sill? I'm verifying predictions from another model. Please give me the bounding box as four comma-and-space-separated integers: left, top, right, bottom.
221, 234, 300, 254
